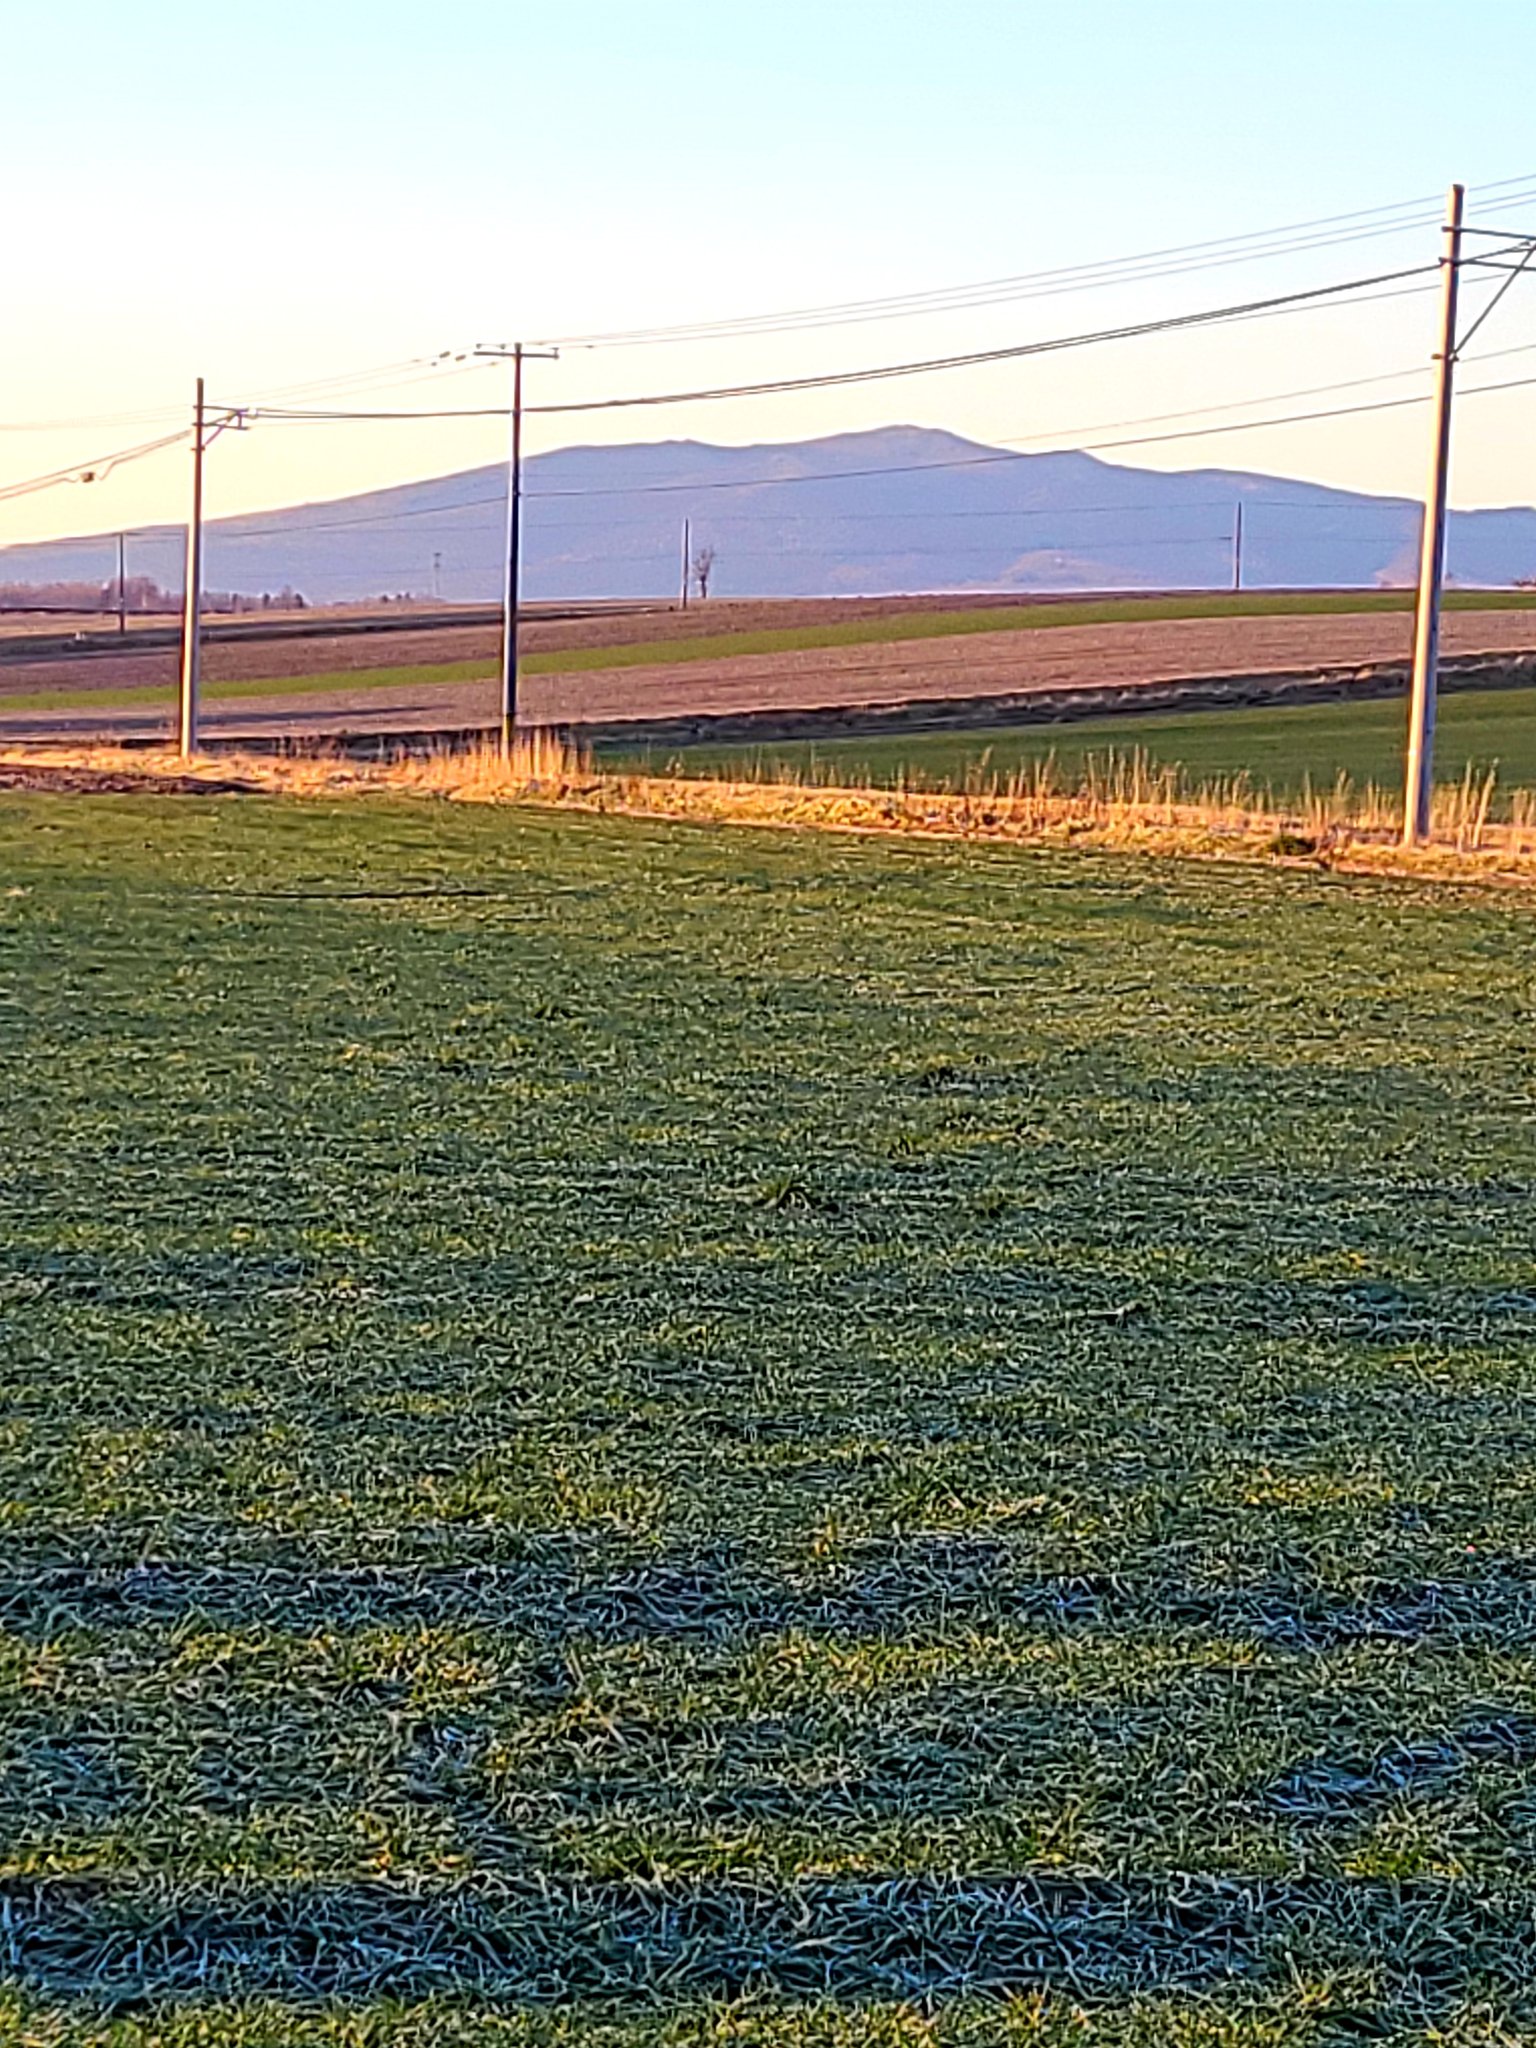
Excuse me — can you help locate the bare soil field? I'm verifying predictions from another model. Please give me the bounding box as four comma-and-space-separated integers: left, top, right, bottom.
0, 593, 1084, 697
0, 620, 500, 698
519, 607, 1536, 725
5, 603, 1536, 746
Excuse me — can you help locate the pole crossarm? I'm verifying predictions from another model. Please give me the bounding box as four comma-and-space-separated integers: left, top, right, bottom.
1454, 245, 1535, 356
201, 409, 249, 449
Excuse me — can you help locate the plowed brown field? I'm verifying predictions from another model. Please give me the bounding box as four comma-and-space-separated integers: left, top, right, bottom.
5, 599, 1536, 745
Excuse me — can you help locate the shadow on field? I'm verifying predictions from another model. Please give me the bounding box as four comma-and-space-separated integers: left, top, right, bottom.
4, 1539, 1536, 1651
4, 1868, 1534, 2017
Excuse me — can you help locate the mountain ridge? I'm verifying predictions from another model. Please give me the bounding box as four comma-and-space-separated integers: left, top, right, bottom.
5, 424, 1535, 602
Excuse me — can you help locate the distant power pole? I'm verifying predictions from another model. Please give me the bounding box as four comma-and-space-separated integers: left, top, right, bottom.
116, 532, 127, 635
432, 550, 443, 600
1231, 502, 1244, 593
473, 342, 559, 756
680, 517, 691, 610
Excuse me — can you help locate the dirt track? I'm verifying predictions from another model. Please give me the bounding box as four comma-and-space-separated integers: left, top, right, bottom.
4, 604, 1536, 745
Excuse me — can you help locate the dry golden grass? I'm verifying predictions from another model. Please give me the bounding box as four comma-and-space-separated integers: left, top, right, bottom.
5, 732, 1536, 887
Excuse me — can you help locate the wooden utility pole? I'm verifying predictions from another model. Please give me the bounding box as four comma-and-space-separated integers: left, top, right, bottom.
1403, 183, 1465, 846
474, 342, 558, 756
116, 532, 127, 635
504, 345, 526, 755
177, 379, 206, 758
1231, 502, 1244, 593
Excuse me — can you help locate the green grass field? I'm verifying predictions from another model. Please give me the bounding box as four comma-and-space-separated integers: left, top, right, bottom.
8, 586, 1536, 716
605, 681, 1536, 806
5, 795, 1536, 2043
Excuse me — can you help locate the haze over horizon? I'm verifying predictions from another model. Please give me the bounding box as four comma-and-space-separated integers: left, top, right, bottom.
6, 1, 1536, 553
9, 423, 1536, 604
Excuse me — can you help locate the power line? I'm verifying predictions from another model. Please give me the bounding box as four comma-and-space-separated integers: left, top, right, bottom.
285, 534, 1248, 577
209, 499, 1434, 544
123, 358, 1536, 545
533, 271, 1447, 415
0, 429, 189, 505
609, 536, 1246, 557
5, 174, 1533, 441
0, 356, 455, 437
239, 265, 1438, 426
524, 369, 1536, 500
534, 176, 1536, 350
969, 320, 1536, 455
11, 278, 1531, 538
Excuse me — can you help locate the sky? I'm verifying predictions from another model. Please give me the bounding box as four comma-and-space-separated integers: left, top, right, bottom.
5, 0, 1536, 560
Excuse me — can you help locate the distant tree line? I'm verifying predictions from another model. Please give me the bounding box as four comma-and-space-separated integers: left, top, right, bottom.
0, 576, 174, 613
0, 579, 308, 614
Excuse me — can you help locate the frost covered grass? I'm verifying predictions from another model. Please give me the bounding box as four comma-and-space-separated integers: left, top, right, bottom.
3, 793, 1536, 2041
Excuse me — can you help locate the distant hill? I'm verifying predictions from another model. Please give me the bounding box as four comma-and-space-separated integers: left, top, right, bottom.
6, 425, 1536, 603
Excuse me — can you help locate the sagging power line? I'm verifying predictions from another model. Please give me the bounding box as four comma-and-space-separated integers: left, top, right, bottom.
535, 175, 1536, 350
237, 265, 1438, 426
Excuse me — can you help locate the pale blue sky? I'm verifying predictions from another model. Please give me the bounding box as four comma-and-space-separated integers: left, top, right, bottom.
6, 0, 1536, 542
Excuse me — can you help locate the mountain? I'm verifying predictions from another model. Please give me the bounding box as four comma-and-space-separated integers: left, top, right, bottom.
6, 425, 1536, 603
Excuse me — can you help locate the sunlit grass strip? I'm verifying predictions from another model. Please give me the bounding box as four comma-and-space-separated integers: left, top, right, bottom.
0, 1984, 1370, 2044
5, 737, 1533, 881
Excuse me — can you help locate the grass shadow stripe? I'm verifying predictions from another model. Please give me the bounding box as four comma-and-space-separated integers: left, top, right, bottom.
3, 1873, 1535, 2009
3, 1549, 1536, 1651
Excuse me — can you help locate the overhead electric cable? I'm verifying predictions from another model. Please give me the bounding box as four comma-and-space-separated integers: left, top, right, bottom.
536, 176, 1536, 349
521, 371, 1536, 496
0, 429, 189, 504
170, 362, 1536, 543
5, 172, 1533, 437
233, 264, 1439, 427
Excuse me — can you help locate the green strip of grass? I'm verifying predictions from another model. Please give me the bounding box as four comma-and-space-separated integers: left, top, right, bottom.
518, 586, 1536, 678
602, 680, 1536, 805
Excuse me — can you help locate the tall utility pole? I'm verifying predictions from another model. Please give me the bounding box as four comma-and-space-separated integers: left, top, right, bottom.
1231, 501, 1244, 593
116, 532, 127, 635
474, 342, 558, 756
1403, 184, 1465, 847
680, 517, 691, 610
177, 382, 248, 758
178, 379, 207, 758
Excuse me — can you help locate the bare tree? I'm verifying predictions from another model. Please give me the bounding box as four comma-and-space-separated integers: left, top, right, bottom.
692, 544, 717, 602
